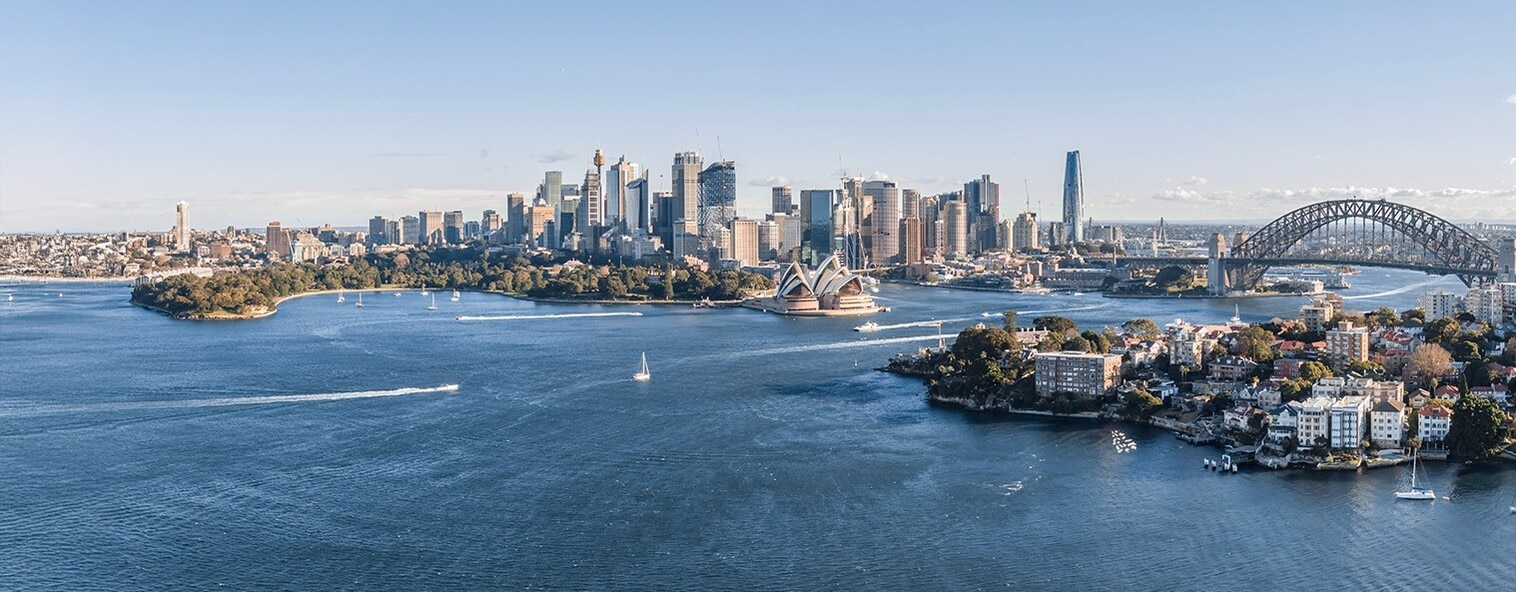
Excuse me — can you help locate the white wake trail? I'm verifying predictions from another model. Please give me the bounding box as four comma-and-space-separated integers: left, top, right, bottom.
0, 384, 460, 418
455, 311, 644, 321
1341, 278, 1445, 300
712, 334, 949, 360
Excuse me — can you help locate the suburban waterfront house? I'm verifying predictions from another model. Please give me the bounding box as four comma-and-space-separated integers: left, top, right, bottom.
1369, 398, 1406, 449
1297, 396, 1335, 449
1417, 405, 1452, 449
1329, 396, 1371, 450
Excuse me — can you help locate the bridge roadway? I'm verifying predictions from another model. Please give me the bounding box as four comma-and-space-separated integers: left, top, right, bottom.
1107, 256, 1498, 279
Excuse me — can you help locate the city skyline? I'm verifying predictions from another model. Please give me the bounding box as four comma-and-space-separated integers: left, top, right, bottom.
5, 1, 1516, 233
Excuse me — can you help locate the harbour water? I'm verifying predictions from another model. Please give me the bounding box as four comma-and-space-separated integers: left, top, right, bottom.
2, 269, 1512, 590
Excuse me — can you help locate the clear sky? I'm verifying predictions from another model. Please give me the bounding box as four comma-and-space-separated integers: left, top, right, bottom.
3, 0, 1515, 232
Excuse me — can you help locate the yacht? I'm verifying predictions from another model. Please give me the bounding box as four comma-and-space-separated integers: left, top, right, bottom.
337, 290, 346, 304
426, 294, 437, 311
854, 321, 881, 332
451, 289, 460, 302
420, 285, 430, 296
633, 352, 651, 382
1395, 451, 1435, 500
355, 293, 364, 308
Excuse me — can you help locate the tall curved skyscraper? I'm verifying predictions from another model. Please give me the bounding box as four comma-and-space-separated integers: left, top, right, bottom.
1062, 150, 1083, 244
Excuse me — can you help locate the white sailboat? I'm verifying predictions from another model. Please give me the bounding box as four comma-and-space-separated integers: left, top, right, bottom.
451, 289, 460, 302
337, 290, 346, 303
355, 292, 364, 308
426, 294, 437, 311
1395, 451, 1435, 500
420, 285, 430, 296
633, 352, 651, 381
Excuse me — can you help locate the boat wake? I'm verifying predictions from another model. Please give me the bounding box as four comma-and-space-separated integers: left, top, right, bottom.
0, 384, 460, 418
697, 334, 949, 361
455, 312, 644, 321
1341, 278, 1445, 300
1017, 302, 1112, 316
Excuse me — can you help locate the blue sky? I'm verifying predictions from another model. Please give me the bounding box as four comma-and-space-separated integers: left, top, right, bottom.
3, 0, 1515, 232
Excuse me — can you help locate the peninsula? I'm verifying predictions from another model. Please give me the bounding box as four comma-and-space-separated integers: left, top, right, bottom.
884, 307, 1515, 470
130, 247, 773, 320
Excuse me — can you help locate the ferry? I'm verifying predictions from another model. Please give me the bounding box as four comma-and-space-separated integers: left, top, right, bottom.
854, 321, 881, 332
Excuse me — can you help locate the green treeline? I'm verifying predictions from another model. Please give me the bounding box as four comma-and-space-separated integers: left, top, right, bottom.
132, 248, 775, 317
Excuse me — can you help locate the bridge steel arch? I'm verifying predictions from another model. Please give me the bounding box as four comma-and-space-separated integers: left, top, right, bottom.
1227, 199, 1498, 290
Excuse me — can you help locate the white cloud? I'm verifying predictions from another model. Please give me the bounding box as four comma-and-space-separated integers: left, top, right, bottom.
1180, 176, 1208, 186
1506, 94, 1516, 104
536, 149, 576, 164
749, 176, 789, 187
1507, 157, 1516, 168
867, 171, 891, 181
1148, 185, 1516, 220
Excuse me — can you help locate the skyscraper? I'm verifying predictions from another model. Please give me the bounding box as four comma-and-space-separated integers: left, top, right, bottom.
801, 189, 836, 264
386, 219, 403, 245
507, 192, 526, 243
944, 200, 968, 258
771, 186, 793, 215
265, 221, 291, 260
172, 201, 191, 251
605, 155, 638, 227
541, 171, 564, 210
368, 215, 388, 245
1062, 151, 1084, 244
672, 152, 702, 239
1012, 211, 1039, 251
443, 210, 465, 244
577, 168, 602, 234
727, 218, 759, 267
626, 175, 651, 232
401, 215, 419, 245
863, 180, 900, 265
419, 211, 444, 245
698, 161, 737, 240
963, 175, 999, 252
901, 189, 921, 220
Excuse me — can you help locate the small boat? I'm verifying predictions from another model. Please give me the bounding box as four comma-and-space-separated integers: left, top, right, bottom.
393, 292, 402, 297
355, 293, 364, 308
426, 294, 437, 311
633, 352, 651, 382
420, 285, 430, 296
980, 312, 994, 318
337, 290, 346, 304
854, 321, 881, 332
1395, 451, 1435, 500
1071, 292, 1084, 297
5, 293, 11, 303
450, 289, 460, 302
58, 292, 64, 298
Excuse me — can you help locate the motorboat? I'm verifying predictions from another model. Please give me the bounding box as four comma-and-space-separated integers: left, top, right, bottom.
854, 321, 881, 332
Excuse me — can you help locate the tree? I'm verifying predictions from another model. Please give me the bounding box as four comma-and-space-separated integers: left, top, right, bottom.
1343, 359, 1384, 375
1236, 325, 1278, 363
1405, 344, 1454, 387
1424, 317, 1460, 347
1080, 330, 1111, 354
1445, 395, 1508, 459
1062, 335, 1094, 353
1366, 306, 1401, 327
1001, 310, 1019, 331
1299, 361, 1333, 383
1450, 339, 1483, 363
1278, 378, 1312, 402
1033, 316, 1077, 334
1152, 265, 1193, 291
951, 325, 1016, 360
1036, 332, 1064, 353
1400, 307, 1426, 326
1123, 318, 1161, 340
1122, 388, 1163, 415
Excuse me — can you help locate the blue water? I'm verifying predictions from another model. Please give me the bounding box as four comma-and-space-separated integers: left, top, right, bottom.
1, 270, 1512, 590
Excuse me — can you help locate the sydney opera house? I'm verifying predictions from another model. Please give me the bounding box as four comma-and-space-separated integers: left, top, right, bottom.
746, 256, 882, 316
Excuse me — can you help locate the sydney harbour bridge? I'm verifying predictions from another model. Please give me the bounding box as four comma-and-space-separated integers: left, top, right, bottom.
1112, 198, 1516, 295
